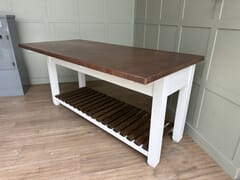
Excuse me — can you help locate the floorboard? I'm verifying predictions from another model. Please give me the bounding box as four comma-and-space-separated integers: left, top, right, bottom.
0, 81, 231, 180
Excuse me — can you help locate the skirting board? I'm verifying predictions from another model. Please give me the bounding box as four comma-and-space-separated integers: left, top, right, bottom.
186, 123, 239, 179
236, 169, 240, 180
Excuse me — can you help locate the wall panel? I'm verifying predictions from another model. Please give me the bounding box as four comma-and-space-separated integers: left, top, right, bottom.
208, 29, 240, 96
50, 23, 78, 40
146, 0, 161, 22
180, 27, 210, 56
198, 90, 240, 159
17, 22, 48, 42
47, 0, 75, 21
161, 0, 180, 21
0, 0, 11, 12
180, 27, 210, 78
186, 84, 200, 125
158, 25, 177, 51
0, 0, 135, 84
11, 0, 45, 20
221, 0, 240, 20
107, 0, 133, 23
134, 0, 240, 178
22, 52, 48, 84
134, 0, 146, 21
183, 0, 215, 20
79, 0, 106, 23
133, 23, 145, 48
80, 24, 105, 42
107, 24, 132, 46
145, 24, 158, 49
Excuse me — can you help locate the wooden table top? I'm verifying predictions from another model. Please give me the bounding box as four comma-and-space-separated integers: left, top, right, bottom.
20, 40, 204, 84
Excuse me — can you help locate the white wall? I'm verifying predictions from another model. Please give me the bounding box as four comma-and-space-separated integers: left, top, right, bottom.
0, 0, 135, 84
134, 0, 240, 179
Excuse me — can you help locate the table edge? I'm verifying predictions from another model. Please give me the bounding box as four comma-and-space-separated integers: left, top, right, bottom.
19, 43, 204, 84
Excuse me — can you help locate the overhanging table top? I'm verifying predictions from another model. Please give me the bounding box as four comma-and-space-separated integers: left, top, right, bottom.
19, 40, 204, 84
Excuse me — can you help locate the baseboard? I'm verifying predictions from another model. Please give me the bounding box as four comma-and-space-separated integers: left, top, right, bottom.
186, 123, 238, 179
236, 168, 240, 180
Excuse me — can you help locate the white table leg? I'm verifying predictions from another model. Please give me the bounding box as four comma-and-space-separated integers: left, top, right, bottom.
78, 72, 86, 88
47, 57, 60, 106
147, 79, 168, 168
173, 65, 196, 142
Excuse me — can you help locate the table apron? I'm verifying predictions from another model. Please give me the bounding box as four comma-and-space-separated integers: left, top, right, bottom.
51, 57, 153, 96
51, 57, 194, 98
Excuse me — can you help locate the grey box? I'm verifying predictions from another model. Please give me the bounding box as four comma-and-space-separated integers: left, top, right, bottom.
0, 15, 30, 96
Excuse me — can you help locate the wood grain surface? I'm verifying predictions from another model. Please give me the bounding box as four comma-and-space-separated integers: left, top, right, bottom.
19, 40, 204, 84
0, 81, 230, 180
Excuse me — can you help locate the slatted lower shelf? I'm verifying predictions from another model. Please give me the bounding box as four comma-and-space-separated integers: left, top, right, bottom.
55, 87, 172, 156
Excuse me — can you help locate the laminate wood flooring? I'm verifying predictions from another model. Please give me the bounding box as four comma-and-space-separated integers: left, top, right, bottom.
0, 81, 231, 180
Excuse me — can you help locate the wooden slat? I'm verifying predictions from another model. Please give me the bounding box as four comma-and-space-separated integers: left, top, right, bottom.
75, 94, 106, 110
81, 96, 111, 113
120, 113, 149, 137
62, 89, 94, 104
109, 108, 139, 130
88, 100, 118, 115
91, 102, 125, 119
125, 114, 150, 140
71, 92, 102, 106
134, 131, 148, 146
97, 104, 128, 123
114, 113, 146, 138
56, 87, 87, 99
56, 87, 173, 151
62, 88, 93, 102
101, 106, 132, 125
143, 137, 149, 150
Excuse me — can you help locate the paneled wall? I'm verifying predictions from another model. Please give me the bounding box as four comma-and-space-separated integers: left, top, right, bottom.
0, 0, 134, 84
134, 0, 240, 178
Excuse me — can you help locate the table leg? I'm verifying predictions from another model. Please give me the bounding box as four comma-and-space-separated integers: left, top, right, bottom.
47, 57, 60, 106
172, 65, 195, 142
78, 72, 86, 88
147, 79, 168, 168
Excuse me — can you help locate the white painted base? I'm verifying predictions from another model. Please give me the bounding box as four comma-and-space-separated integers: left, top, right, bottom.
47, 56, 196, 168
236, 168, 240, 180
